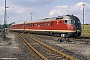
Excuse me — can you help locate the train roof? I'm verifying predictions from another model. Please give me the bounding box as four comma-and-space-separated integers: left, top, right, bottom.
42, 15, 79, 20
62, 15, 79, 20
12, 15, 79, 25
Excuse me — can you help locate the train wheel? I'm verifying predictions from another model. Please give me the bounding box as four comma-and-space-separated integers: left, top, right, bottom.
75, 32, 81, 37
77, 32, 81, 37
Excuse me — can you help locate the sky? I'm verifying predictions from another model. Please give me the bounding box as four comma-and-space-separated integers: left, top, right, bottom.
0, 0, 90, 24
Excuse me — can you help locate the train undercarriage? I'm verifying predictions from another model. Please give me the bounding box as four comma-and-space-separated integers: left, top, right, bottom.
10, 29, 81, 42
10, 29, 81, 37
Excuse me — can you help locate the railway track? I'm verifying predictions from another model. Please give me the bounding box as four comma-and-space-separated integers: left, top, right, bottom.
32, 34, 90, 44
17, 33, 77, 60
70, 36, 90, 44
28, 34, 88, 60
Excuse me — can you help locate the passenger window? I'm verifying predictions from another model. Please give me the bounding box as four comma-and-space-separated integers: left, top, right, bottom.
35, 24, 37, 26
25, 24, 27, 27
47, 23, 50, 26
40, 23, 42, 26
30, 24, 32, 26
43, 23, 45, 26
45, 23, 47, 26
51, 22, 54, 26
32, 23, 34, 27
60, 21, 62, 24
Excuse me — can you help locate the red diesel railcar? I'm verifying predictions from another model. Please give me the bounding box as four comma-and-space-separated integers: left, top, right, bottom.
10, 15, 82, 37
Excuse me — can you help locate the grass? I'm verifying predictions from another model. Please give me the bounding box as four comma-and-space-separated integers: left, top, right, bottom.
82, 24, 90, 35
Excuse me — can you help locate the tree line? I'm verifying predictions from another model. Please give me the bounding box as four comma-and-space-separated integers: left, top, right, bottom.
0, 22, 15, 29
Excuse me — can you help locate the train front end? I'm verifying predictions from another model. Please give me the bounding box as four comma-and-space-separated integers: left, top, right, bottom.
74, 18, 82, 37
63, 15, 82, 37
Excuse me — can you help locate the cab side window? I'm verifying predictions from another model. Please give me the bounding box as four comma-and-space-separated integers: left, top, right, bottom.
65, 20, 67, 23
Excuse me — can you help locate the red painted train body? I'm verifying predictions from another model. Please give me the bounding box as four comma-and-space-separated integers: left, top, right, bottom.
10, 15, 82, 37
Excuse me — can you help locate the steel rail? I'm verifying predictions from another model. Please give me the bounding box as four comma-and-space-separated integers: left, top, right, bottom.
32, 34, 90, 44
25, 34, 77, 60
18, 33, 47, 60
70, 38, 90, 44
